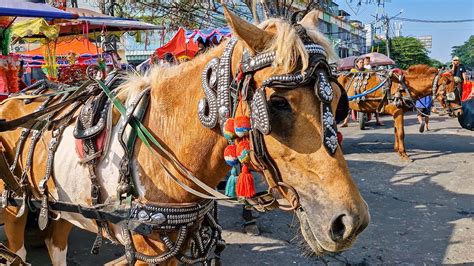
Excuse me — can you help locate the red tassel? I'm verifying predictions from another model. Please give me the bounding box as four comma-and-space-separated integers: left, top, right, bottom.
236, 164, 255, 198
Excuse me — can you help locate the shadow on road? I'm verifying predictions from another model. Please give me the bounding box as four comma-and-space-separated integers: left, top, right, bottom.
343, 132, 473, 159
336, 130, 473, 263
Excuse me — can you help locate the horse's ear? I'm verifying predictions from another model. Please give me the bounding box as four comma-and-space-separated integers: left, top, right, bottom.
299, 10, 320, 29
223, 6, 273, 52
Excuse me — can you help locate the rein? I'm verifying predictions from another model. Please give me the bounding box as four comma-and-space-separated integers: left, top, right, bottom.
347, 77, 388, 100
0, 24, 346, 265
197, 25, 342, 212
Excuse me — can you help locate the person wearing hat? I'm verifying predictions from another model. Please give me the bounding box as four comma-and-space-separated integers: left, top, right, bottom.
450, 56, 467, 83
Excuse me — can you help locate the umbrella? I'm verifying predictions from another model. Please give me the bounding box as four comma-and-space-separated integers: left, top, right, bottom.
155, 28, 199, 59
0, 0, 77, 19
12, 7, 162, 40
362, 52, 395, 67
336, 55, 358, 71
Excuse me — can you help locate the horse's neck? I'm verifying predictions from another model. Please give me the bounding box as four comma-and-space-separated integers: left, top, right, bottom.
404, 73, 436, 99
134, 48, 229, 203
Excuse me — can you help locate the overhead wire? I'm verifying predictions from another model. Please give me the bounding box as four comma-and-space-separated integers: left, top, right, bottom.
393, 17, 474, 23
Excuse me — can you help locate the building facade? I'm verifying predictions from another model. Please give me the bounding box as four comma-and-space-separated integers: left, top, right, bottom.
315, 1, 368, 58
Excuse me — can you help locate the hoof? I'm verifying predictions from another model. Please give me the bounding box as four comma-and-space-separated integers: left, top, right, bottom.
399, 153, 412, 162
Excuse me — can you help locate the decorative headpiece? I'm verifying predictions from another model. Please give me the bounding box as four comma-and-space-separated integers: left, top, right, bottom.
197, 26, 341, 199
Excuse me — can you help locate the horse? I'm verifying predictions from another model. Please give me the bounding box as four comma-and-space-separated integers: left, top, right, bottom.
0, 9, 370, 265
338, 64, 461, 160
432, 71, 464, 117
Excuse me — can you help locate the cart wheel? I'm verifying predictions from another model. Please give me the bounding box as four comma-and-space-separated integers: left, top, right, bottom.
359, 112, 367, 130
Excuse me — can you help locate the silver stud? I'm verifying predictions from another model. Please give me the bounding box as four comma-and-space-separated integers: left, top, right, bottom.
138, 210, 149, 221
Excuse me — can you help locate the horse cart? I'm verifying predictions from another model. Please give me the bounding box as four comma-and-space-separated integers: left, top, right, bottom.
0, 6, 375, 265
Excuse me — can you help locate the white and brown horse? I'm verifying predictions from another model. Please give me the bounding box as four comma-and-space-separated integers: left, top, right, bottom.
338, 65, 461, 160
0, 10, 370, 265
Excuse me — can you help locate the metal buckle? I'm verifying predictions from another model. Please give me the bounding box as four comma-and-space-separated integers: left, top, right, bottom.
1, 190, 9, 208
447, 92, 456, 101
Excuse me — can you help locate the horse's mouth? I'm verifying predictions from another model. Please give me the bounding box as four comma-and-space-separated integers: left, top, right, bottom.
296, 209, 354, 256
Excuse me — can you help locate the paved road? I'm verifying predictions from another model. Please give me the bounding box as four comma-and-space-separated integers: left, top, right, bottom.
2, 112, 473, 265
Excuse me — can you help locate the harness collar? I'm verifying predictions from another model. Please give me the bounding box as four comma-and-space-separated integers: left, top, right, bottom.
197, 26, 342, 211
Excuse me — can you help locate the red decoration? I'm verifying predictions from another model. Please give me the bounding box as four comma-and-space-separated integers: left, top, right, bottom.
224, 144, 239, 166
234, 115, 251, 137
236, 164, 255, 198
337, 131, 343, 146
223, 118, 237, 140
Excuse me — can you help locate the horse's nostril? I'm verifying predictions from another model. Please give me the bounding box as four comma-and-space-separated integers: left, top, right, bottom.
329, 214, 347, 242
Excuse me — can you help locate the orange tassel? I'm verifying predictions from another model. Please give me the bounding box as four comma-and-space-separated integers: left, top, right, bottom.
236, 164, 255, 198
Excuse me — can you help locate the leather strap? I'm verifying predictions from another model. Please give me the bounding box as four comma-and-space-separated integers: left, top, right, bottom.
0, 144, 22, 196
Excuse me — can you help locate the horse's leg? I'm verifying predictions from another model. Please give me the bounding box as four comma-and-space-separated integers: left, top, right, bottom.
392, 108, 410, 160
3, 206, 28, 262
43, 218, 73, 266
393, 120, 399, 151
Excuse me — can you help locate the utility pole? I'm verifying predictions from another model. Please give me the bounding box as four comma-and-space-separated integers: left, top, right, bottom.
379, 10, 403, 58
384, 15, 391, 58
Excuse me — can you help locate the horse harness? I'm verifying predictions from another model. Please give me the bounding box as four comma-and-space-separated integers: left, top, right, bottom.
432, 72, 463, 116
197, 25, 348, 211
342, 70, 417, 112
0, 74, 225, 265
0, 25, 348, 265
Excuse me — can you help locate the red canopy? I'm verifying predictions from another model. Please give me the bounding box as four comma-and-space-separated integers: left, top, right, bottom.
155, 28, 199, 59
22, 38, 101, 56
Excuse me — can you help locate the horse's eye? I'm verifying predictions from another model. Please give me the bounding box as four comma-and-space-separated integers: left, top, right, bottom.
270, 96, 291, 111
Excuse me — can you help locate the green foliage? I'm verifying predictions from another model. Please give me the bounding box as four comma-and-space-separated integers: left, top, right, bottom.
372, 37, 431, 69
451, 35, 474, 69
428, 58, 444, 68
391, 37, 431, 69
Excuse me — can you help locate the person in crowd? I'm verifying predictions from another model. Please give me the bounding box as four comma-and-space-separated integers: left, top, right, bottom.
162, 53, 176, 67
18, 60, 27, 91
343, 58, 365, 127
363, 56, 372, 70
350, 57, 365, 73
342, 57, 383, 127
458, 78, 473, 130
450, 56, 467, 83
449, 56, 467, 98
195, 37, 209, 56
416, 95, 433, 132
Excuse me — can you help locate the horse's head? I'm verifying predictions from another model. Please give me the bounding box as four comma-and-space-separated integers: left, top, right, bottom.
434, 72, 463, 117
223, 9, 370, 255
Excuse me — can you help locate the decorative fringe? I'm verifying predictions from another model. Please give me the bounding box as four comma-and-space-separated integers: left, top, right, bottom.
236, 165, 255, 198
225, 167, 238, 197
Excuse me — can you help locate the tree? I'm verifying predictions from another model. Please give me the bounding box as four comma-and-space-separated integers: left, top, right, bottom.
83, 0, 321, 30
428, 58, 444, 68
451, 35, 474, 69
374, 37, 430, 69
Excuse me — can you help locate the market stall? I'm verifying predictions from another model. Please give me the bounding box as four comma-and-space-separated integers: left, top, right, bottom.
0, 0, 76, 99
10, 7, 161, 83
153, 27, 231, 64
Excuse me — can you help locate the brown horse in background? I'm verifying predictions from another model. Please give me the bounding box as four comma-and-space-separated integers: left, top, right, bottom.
338, 65, 459, 160
0, 10, 370, 265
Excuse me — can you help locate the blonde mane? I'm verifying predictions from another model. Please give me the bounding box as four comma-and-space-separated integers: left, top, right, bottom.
259, 18, 335, 74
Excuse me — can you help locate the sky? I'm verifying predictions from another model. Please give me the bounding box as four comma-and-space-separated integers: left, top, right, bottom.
334, 0, 474, 63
